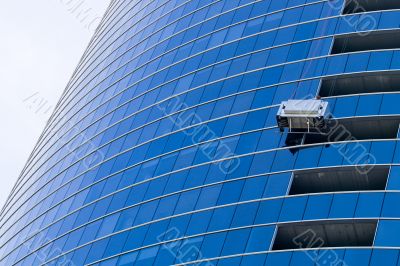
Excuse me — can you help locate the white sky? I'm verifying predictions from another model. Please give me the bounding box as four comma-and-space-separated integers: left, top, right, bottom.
0, 1, 110, 208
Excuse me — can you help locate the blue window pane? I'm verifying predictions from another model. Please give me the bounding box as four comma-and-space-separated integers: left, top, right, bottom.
186, 211, 213, 236
345, 53, 369, 72
240, 175, 268, 201
265, 252, 292, 265
263, 173, 291, 197
136, 246, 159, 266
260, 67, 284, 87
217, 180, 245, 205
316, 249, 345, 266
375, 220, 400, 246
175, 236, 205, 264
343, 249, 372, 266
84, 238, 110, 264
103, 231, 129, 257
255, 199, 283, 224
271, 149, 297, 172
329, 193, 358, 218
200, 232, 227, 259
279, 196, 308, 222
368, 51, 393, 71
380, 94, 400, 115
208, 206, 236, 231
174, 190, 200, 214
355, 192, 384, 217
124, 226, 149, 251
370, 249, 399, 266
288, 41, 311, 61
332, 96, 358, 118
391, 51, 400, 69
231, 202, 259, 227
153, 248, 175, 266
303, 194, 332, 220
382, 193, 400, 217
220, 229, 250, 256
324, 55, 348, 75
356, 95, 383, 116
294, 146, 322, 169
378, 11, 400, 28
387, 166, 400, 190
370, 141, 396, 164
318, 144, 344, 167
245, 226, 274, 253
290, 251, 317, 266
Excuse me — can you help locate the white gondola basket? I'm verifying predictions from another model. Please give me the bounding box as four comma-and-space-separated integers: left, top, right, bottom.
276, 99, 330, 133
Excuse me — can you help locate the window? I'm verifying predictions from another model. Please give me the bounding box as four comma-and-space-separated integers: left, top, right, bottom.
304, 117, 400, 145
332, 31, 400, 54
343, 0, 400, 14
245, 226, 275, 253
343, 249, 372, 265
289, 166, 389, 195
272, 220, 377, 250
370, 249, 400, 265
375, 220, 400, 246
220, 229, 251, 256
319, 72, 400, 97
303, 194, 333, 220
284, 116, 400, 147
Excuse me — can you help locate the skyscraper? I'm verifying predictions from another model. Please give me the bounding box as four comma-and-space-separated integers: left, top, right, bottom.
2, 0, 400, 265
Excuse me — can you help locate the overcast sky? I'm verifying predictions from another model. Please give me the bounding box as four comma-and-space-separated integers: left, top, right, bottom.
0, 1, 109, 208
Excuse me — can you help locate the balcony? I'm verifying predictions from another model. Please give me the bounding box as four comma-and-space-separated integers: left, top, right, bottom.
331, 30, 400, 54
343, 0, 400, 14
319, 72, 400, 97
272, 220, 377, 250
289, 166, 389, 195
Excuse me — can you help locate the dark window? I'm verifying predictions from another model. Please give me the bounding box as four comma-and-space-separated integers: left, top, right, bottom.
272, 220, 377, 250
343, 0, 400, 14
285, 116, 399, 147
304, 117, 400, 145
289, 166, 389, 195
331, 31, 400, 54
319, 72, 400, 97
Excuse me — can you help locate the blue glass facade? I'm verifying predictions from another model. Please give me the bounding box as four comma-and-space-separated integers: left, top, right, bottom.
2, 0, 400, 265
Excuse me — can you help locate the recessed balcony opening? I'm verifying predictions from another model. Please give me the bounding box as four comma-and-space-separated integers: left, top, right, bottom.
272, 220, 377, 251
331, 30, 400, 54
343, 0, 400, 14
303, 116, 399, 145
285, 116, 400, 147
289, 166, 389, 195
319, 72, 400, 97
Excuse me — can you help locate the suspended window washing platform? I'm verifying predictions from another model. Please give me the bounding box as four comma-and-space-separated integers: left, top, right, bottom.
276, 99, 331, 133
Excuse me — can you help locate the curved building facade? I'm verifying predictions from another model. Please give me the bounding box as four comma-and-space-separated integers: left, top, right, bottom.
2, 0, 400, 265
